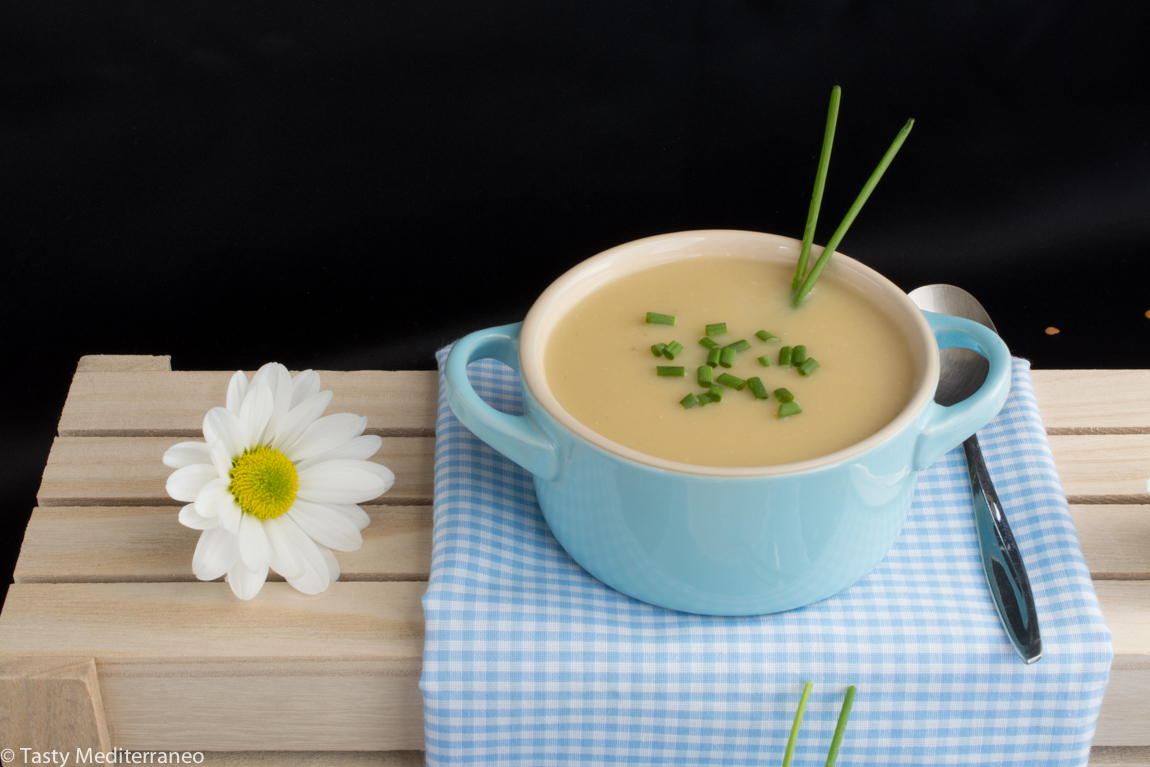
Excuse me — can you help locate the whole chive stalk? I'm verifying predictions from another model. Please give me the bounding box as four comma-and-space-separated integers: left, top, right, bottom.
779, 401, 802, 417
792, 345, 807, 366
697, 365, 714, 388
824, 686, 857, 767
747, 376, 770, 399
782, 682, 814, 767
774, 387, 795, 403
663, 341, 684, 360
651, 343, 667, 357
706, 347, 722, 367
708, 385, 724, 402
698, 337, 718, 349
646, 312, 675, 325
793, 86, 842, 292
779, 346, 793, 367
705, 322, 727, 336
719, 346, 737, 368
757, 354, 773, 367
726, 339, 751, 352
794, 118, 915, 306
755, 330, 779, 342
680, 393, 699, 409
798, 358, 820, 376
656, 366, 685, 377
716, 373, 746, 391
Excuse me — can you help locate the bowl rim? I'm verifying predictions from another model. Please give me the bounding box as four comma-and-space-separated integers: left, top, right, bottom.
519, 229, 940, 477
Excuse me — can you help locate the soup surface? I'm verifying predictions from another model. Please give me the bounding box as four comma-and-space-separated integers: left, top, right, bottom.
544, 256, 916, 467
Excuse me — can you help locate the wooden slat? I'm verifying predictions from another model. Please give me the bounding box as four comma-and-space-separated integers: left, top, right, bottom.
1071, 505, 1150, 580
35, 432, 1148, 508
1097, 581, 1150, 669
0, 582, 425, 751
0, 657, 112, 752
1032, 370, 1150, 434
37, 436, 434, 507
1090, 747, 1150, 766
58, 370, 439, 437
194, 754, 424, 766
14, 506, 432, 584
77, 354, 172, 372
1049, 434, 1150, 504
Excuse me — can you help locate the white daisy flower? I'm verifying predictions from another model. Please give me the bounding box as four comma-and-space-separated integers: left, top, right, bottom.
162, 362, 393, 600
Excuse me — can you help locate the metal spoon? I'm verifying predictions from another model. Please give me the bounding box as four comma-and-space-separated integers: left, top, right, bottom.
908, 284, 1041, 664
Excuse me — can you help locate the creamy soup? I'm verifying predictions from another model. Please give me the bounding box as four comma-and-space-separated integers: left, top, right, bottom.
543, 257, 916, 467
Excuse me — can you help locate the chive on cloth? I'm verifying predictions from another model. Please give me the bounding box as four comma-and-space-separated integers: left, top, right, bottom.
421, 351, 1112, 766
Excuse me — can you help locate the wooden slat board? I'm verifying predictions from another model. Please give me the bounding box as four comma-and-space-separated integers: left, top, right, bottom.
2, 356, 1149, 763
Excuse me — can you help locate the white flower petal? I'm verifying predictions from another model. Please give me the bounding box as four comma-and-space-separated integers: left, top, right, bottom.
210, 441, 233, 479
166, 463, 220, 503
239, 383, 274, 450
285, 413, 368, 462
279, 516, 331, 595
264, 517, 306, 580
330, 503, 372, 532
319, 543, 340, 582
291, 369, 321, 408
225, 370, 249, 417
197, 479, 242, 533
163, 441, 212, 469
192, 526, 238, 581
238, 512, 270, 572
297, 459, 390, 505
288, 500, 364, 552
203, 406, 247, 458
294, 435, 383, 471
179, 503, 219, 530
226, 559, 268, 601
271, 390, 333, 454
251, 363, 293, 444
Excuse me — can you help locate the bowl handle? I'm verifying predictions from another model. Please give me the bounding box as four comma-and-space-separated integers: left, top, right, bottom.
913, 311, 1013, 471
444, 322, 560, 480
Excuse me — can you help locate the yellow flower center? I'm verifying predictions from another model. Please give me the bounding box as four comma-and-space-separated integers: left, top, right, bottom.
228, 446, 298, 520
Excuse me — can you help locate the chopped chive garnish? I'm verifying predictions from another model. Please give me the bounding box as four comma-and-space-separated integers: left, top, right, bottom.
726, 339, 751, 352
696, 393, 712, 406
747, 377, 770, 399
792, 345, 807, 366
779, 401, 802, 417
757, 354, 773, 367
774, 387, 794, 403
719, 346, 737, 368
779, 346, 793, 367
680, 393, 698, 409
798, 358, 820, 376
698, 337, 718, 349
705, 322, 727, 336
697, 365, 714, 388
706, 347, 722, 367
646, 312, 675, 325
782, 682, 814, 767
656, 366, 685, 377
716, 373, 746, 390
824, 686, 857, 767
794, 118, 915, 306
663, 341, 684, 360
793, 86, 841, 293
755, 330, 779, 343
708, 385, 724, 402
651, 343, 667, 357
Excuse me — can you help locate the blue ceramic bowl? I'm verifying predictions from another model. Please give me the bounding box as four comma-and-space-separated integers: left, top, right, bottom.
445, 231, 1011, 615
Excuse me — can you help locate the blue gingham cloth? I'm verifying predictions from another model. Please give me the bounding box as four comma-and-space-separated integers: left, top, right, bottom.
421, 351, 1112, 766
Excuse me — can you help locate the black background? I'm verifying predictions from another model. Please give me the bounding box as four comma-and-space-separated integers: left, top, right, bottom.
2, 1, 1149, 603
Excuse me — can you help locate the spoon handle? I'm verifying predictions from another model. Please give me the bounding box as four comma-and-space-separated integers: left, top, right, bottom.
964, 435, 1042, 663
